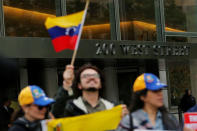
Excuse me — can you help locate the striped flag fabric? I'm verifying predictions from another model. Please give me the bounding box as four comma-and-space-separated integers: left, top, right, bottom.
45, 11, 84, 52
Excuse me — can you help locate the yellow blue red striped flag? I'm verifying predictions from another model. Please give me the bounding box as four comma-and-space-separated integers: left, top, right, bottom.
45, 11, 84, 52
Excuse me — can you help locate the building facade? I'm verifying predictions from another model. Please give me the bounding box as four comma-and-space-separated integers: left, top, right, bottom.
0, 0, 197, 117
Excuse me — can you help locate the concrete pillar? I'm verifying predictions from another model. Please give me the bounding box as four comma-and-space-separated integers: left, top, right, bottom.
139, 60, 146, 74
19, 68, 28, 89
42, 68, 58, 97
190, 60, 197, 99
184, 1, 197, 99
103, 67, 119, 103
158, 59, 169, 108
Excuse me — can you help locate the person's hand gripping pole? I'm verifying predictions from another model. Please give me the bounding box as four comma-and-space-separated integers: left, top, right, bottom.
63, 65, 74, 92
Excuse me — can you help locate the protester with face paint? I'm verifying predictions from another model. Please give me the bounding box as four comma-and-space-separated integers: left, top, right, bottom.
116, 73, 181, 131
9, 85, 55, 131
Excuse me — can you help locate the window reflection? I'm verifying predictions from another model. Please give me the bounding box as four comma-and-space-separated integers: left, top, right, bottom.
167, 60, 191, 106
3, 0, 189, 40
165, 0, 197, 32
166, 36, 187, 42
119, 0, 156, 41
4, 0, 111, 39
166, 36, 197, 43
66, 0, 111, 40
3, 0, 56, 37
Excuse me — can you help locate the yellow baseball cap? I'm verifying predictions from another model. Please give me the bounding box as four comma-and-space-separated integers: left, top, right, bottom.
18, 85, 55, 106
133, 73, 167, 92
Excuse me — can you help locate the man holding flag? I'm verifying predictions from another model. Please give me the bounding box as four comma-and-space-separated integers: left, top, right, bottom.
53, 64, 117, 116
45, 0, 128, 130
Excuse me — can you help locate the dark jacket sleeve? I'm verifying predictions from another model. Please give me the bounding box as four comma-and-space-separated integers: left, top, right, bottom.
51, 86, 74, 118
8, 125, 27, 131
63, 100, 86, 117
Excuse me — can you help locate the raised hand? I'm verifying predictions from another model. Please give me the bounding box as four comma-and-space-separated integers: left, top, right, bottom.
63, 65, 74, 91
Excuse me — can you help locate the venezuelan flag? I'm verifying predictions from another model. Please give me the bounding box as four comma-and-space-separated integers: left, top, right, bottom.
45, 11, 84, 52
47, 105, 122, 131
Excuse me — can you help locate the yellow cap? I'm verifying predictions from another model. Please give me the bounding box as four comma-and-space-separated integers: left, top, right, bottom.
18, 86, 34, 106
133, 74, 146, 92
133, 73, 166, 92
18, 85, 55, 106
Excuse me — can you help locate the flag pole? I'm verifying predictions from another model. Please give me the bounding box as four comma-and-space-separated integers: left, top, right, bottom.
70, 0, 90, 65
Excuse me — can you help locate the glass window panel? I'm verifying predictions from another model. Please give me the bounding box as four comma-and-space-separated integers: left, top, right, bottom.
3, 0, 56, 37
165, 0, 197, 32
119, 0, 156, 41
118, 71, 137, 106
166, 36, 197, 43
66, 0, 111, 40
166, 36, 188, 42
167, 60, 191, 106
117, 59, 159, 106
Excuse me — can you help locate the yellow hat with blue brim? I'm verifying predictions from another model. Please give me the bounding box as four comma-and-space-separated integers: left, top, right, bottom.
133, 73, 167, 92
18, 85, 55, 106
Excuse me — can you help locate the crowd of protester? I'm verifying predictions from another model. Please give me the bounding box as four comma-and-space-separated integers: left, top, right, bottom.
1, 62, 196, 131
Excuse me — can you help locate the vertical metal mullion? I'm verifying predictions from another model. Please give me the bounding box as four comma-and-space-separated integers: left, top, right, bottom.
60, 0, 67, 16
0, 0, 5, 37
109, 0, 117, 40
155, 0, 172, 110
55, 0, 62, 16
155, 0, 166, 42
160, 0, 166, 42
113, 0, 121, 41
109, 0, 120, 103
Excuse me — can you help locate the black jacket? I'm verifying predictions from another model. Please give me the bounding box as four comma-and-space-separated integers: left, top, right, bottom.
180, 94, 196, 112
52, 87, 114, 117
8, 117, 41, 131
64, 97, 114, 117
0, 106, 14, 130
64, 99, 86, 116
51, 87, 74, 118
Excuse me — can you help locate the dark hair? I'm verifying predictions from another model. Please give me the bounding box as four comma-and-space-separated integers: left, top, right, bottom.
184, 89, 190, 96
11, 107, 24, 122
129, 89, 148, 112
129, 89, 179, 130
72, 63, 105, 98
0, 97, 10, 106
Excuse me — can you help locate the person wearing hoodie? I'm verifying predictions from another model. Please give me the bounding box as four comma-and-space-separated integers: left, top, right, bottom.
9, 85, 55, 131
